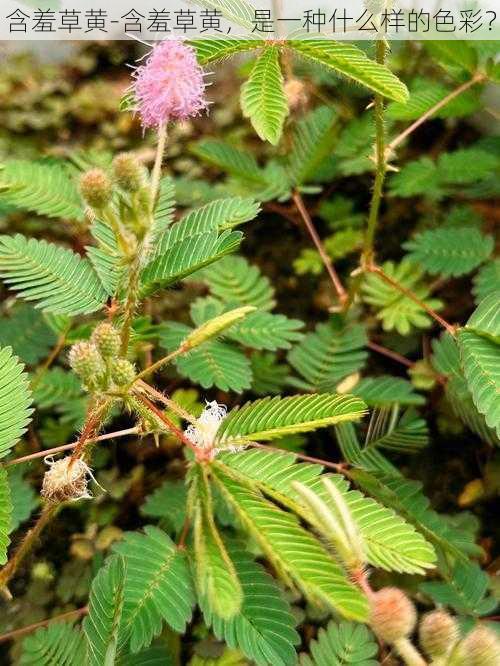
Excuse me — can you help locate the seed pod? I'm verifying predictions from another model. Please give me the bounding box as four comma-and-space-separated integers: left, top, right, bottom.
41, 457, 93, 503
91, 322, 121, 359
111, 358, 136, 386
68, 342, 105, 385
369, 587, 417, 644
453, 625, 500, 666
113, 153, 146, 192
419, 610, 459, 658
80, 168, 113, 209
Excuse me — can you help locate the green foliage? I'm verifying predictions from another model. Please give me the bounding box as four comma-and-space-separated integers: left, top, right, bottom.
289, 41, 409, 102
351, 376, 425, 407
473, 260, 500, 304
20, 622, 87, 665
288, 106, 338, 185
0, 467, 12, 565
113, 526, 196, 652
192, 39, 266, 64
362, 261, 443, 335
215, 393, 367, 445
0, 159, 83, 220
141, 480, 187, 535
288, 318, 367, 390
403, 227, 493, 277
250, 352, 291, 395
7, 465, 38, 532
0, 235, 107, 315
299, 621, 378, 666
0, 345, 33, 459
0, 305, 56, 365
240, 46, 288, 145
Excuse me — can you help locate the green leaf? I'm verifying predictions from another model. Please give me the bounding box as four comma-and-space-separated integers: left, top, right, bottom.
240, 46, 288, 145
351, 376, 425, 407
191, 38, 266, 64
201, 541, 300, 666
335, 422, 400, 476
192, 467, 243, 620
198, 256, 276, 310
152, 177, 176, 236
361, 261, 443, 335
458, 330, 500, 438
290, 40, 409, 102
0, 160, 83, 221
212, 467, 369, 621
86, 219, 124, 298
141, 479, 187, 536
389, 157, 441, 198
387, 78, 480, 121
0, 345, 33, 459
424, 41, 478, 75
288, 318, 367, 390
190, 0, 255, 30
159, 322, 252, 393
473, 260, 500, 305
118, 647, 174, 665
84, 555, 127, 666
0, 234, 107, 315
250, 352, 291, 395
404, 227, 493, 278
192, 140, 262, 183
466, 293, 500, 338
216, 394, 367, 446
363, 407, 429, 453
228, 311, 304, 351
32, 368, 83, 409
20, 622, 87, 666
288, 106, 338, 185
141, 230, 242, 293
299, 621, 378, 666
0, 304, 57, 365
113, 526, 196, 653
7, 465, 38, 532
0, 468, 12, 565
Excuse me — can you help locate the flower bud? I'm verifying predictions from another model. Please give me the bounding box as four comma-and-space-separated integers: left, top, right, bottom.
284, 78, 308, 110
113, 153, 146, 192
454, 626, 500, 666
69, 342, 105, 384
369, 587, 417, 644
80, 168, 113, 209
41, 457, 93, 503
91, 322, 121, 359
419, 610, 459, 658
111, 358, 136, 386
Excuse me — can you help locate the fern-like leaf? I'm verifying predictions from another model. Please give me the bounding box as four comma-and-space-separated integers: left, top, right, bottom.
0, 234, 107, 315
352, 376, 425, 407
0, 304, 56, 365
300, 621, 378, 666
287, 106, 338, 185
466, 292, 500, 338
0, 345, 33, 459
240, 46, 288, 145
0, 468, 12, 565
290, 40, 409, 102
404, 227, 493, 277
113, 525, 195, 652
216, 394, 367, 446
191, 38, 265, 64
20, 623, 87, 666
7, 465, 38, 532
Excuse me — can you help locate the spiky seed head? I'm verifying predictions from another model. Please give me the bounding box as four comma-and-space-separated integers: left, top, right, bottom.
80, 168, 113, 209
41, 457, 93, 503
91, 322, 121, 359
455, 626, 500, 666
284, 78, 308, 110
68, 342, 105, 384
369, 587, 417, 644
112, 152, 146, 192
419, 610, 459, 658
111, 358, 136, 386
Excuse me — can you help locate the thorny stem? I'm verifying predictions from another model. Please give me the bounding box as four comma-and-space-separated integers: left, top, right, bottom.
292, 190, 348, 307
150, 123, 168, 210
135, 380, 198, 425
6, 427, 140, 468
0, 606, 88, 644
363, 39, 387, 263
366, 264, 456, 336
134, 392, 199, 454
386, 72, 486, 156
70, 399, 112, 462
0, 505, 58, 591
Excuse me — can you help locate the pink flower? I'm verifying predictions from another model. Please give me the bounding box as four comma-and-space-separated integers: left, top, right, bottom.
132, 39, 207, 129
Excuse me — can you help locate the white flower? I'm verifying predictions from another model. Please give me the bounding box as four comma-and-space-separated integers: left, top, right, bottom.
184, 400, 227, 452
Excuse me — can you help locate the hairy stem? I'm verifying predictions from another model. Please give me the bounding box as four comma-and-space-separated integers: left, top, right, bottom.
150, 123, 168, 210
363, 39, 387, 263
246, 441, 346, 473
0, 505, 58, 590
134, 392, 198, 453
387, 72, 485, 155
132, 344, 189, 383
0, 606, 88, 644
393, 637, 427, 666
292, 190, 348, 307
70, 399, 112, 462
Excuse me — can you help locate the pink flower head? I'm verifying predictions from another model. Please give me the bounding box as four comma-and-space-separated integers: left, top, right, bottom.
132, 39, 207, 129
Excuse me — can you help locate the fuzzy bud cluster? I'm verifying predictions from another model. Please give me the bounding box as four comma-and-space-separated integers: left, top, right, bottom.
113, 153, 146, 193
111, 358, 136, 386
419, 610, 459, 659
369, 587, 417, 643
69, 341, 106, 387
91, 322, 121, 359
80, 168, 113, 210
451, 625, 500, 666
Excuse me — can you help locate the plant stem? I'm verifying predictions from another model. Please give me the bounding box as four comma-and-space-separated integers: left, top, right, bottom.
366, 264, 456, 335
367, 340, 414, 368
133, 392, 198, 453
177, 516, 191, 550
135, 381, 198, 425
292, 190, 348, 307
132, 344, 189, 383
150, 123, 168, 209
363, 39, 387, 263
6, 427, 140, 468
70, 399, 112, 462
0, 606, 88, 644
245, 441, 346, 473
393, 637, 427, 666
0, 504, 58, 590
386, 72, 485, 155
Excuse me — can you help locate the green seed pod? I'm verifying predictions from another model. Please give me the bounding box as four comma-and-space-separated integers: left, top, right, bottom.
113, 152, 146, 192
452, 626, 500, 666
111, 358, 136, 386
369, 587, 417, 644
419, 610, 459, 658
68, 342, 105, 384
80, 168, 113, 209
91, 322, 121, 359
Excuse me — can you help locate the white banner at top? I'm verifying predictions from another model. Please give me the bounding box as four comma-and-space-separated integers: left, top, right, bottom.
1, 0, 499, 39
